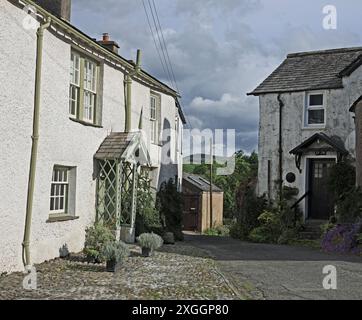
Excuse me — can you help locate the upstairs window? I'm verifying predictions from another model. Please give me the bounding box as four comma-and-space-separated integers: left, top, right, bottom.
150, 93, 161, 144
305, 92, 325, 127
69, 51, 101, 125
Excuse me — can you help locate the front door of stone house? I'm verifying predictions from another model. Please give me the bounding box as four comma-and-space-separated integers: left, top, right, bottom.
308, 159, 335, 220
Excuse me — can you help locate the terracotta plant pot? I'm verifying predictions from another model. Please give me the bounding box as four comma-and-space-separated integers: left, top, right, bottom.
106, 259, 117, 272
142, 247, 153, 257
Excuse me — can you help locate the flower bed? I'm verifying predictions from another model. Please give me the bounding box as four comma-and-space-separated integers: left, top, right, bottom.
322, 220, 362, 254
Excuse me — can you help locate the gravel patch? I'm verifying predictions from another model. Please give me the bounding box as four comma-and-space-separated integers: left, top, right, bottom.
0, 243, 237, 300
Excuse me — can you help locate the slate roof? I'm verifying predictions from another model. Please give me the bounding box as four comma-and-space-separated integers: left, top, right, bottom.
289, 133, 348, 155
248, 47, 362, 96
94, 132, 137, 160
183, 173, 222, 192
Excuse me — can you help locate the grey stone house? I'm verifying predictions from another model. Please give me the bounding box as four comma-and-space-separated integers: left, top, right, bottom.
248, 47, 362, 222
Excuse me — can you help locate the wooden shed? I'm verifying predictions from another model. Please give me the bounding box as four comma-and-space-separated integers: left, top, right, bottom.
182, 173, 223, 233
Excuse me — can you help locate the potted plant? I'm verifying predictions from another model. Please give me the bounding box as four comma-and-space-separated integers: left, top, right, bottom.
101, 241, 130, 272
84, 224, 116, 263
137, 233, 163, 257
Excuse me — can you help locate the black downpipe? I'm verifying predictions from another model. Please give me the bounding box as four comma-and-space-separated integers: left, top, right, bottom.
277, 94, 284, 204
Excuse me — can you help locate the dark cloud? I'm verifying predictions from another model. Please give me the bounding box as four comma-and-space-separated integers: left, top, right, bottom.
72, 0, 362, 154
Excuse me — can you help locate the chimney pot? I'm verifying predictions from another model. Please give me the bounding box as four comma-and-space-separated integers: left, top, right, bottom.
103, 33, 110, 42
97, 33, 120, 55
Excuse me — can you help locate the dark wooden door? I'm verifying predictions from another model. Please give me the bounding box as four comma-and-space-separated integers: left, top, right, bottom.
183, 195, 200, 231
308, 159, 335, 220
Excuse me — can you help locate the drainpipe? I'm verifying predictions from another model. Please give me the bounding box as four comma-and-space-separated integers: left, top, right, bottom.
277, 94, 284, 204
22, 17, 52, 268
125, 50, 142, 132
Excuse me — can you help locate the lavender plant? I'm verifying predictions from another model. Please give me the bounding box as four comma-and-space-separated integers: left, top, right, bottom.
322, 220, 362, 254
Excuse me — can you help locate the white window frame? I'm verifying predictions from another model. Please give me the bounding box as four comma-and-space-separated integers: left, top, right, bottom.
50, 167, 69, 215
83, 59, 97, 123
69, 52, 80, 118
304, 91, 326, 128
150, 93, 160, 144
69, 50, 99, 124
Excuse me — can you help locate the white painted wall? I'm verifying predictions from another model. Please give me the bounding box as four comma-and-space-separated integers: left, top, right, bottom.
0, 0, 183, 272
257, 66, 362, 219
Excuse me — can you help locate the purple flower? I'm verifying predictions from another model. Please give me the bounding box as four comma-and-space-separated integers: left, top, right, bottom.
322, 220, 362, 254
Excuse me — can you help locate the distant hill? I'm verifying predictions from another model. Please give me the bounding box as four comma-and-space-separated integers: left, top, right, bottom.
183, 154, 230, 165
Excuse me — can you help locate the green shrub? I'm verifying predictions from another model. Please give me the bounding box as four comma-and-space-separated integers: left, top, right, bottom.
101, 241, 130, 263
249, 209, 282, 243
136, 172, 162, 236
327, 159, 362, 223
231, 179, 268, 240
336, 188, 362, 223
248, 202, 299, 244
320, 221, 336, 236
157, 179, 184, 241
328, 159, 356, 196
84, 224, 116, 263
203, 225, 230, 237
137, 233, 164, 250
277, 228, 298, 245
229, 222, 249, 240
215, 225, 230, 236
249, 227, 272, 243
357, 233, 362, 244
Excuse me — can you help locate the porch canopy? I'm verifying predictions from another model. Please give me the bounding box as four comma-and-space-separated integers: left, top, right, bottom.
94, 131, 151, 235
290, 132, 348, 172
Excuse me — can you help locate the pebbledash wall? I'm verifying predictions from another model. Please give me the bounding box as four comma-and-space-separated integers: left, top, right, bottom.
257, 66, 362, 218
0, 0, 183, 272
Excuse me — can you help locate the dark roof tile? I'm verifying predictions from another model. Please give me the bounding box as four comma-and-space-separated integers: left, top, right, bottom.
248, 47, 362, 95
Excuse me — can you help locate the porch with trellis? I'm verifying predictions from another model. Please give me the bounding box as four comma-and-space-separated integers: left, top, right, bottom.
94, 132, 151, 243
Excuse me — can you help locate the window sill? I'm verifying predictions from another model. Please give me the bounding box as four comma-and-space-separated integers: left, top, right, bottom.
69, 117, 103, 128
46, 215, 80, 223
302, 126, 326, 131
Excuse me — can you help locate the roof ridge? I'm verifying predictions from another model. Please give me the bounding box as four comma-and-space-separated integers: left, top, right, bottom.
287, 46, 362, 58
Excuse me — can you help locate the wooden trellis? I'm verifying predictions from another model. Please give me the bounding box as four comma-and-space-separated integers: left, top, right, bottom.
94, 132, 152, 237
95, 159, 122, 229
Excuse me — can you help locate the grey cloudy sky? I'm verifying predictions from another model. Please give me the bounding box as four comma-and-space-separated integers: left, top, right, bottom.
72, 0, 362, 153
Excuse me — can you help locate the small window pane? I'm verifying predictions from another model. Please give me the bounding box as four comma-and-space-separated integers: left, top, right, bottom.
308, 109, 324, 125
69, 85, 79, 116
309, 94, 323, 106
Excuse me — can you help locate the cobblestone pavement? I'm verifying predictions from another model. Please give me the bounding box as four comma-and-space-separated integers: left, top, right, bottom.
0, 243, 238, 300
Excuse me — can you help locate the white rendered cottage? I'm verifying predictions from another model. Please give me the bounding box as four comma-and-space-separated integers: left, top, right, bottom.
248, 47, 362, 222
0, 0, 185, 273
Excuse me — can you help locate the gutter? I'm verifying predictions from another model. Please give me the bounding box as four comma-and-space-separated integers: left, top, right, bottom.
125, 50, 142, 132
22, 0, 179, 98
22, 17, 52, 268
277, 94, 284, 204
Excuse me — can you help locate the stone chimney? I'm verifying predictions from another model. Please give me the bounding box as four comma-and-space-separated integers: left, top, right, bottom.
34, 0, 71, 22
97, 33, 120, 54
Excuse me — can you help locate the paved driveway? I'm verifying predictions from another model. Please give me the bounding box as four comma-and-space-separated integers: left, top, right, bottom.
184, 234, 362, 300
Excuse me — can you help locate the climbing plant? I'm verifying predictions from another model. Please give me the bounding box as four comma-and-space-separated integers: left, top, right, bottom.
135, 168, 162, 236
156, 178, 184, 241
328, 158, 362, 223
